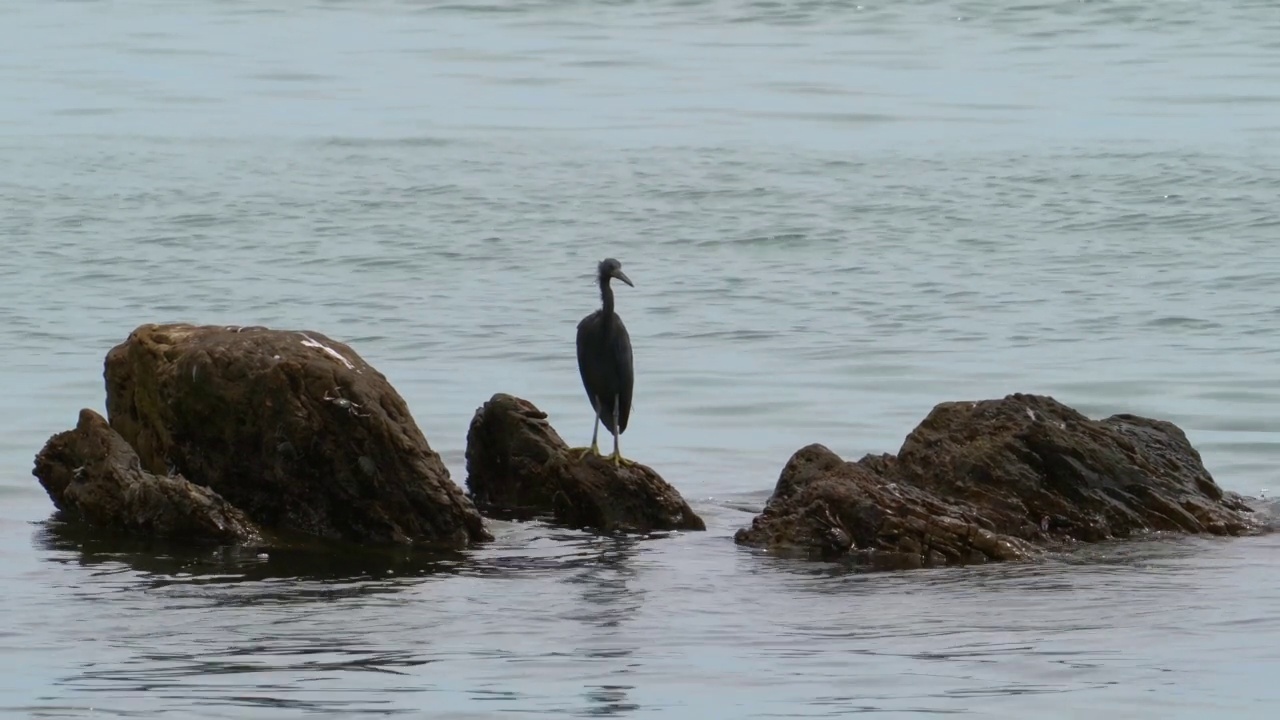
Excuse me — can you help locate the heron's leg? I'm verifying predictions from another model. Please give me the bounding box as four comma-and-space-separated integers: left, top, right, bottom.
609, 394, 635, 467
568, 401, 603, 460
590, 405, 601, 455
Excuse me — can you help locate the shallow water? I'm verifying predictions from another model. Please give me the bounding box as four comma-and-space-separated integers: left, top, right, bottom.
2, 0, 1279, 717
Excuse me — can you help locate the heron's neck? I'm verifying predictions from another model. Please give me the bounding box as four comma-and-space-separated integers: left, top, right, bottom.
599, 277, 615, 317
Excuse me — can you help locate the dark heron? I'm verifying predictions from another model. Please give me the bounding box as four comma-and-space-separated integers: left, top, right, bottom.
573, 257, 635, 466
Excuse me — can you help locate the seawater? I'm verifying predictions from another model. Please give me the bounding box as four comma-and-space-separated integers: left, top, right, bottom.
1, 1, 1278, 717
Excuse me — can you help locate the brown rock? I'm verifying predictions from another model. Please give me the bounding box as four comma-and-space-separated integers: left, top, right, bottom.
736, 393, 1260, 567
734, 444, 1034, 566
101, 323, 491, 547
465, 393, 705, 533
896, 393, 1256, 540
33, 408, 260, 544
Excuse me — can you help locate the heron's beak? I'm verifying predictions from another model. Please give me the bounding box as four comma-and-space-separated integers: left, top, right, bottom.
613, 269, 634, 287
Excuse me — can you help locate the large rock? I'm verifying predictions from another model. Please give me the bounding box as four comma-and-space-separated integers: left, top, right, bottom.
895, 394, 1256, 539
732, 444, 1034, 568
97, 323, 490, 547
735, 393, 1260, 567
465, 393, 705, 533
33, 408, 260, 545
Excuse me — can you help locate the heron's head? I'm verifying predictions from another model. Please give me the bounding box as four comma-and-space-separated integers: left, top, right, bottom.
597, 257, 633, 287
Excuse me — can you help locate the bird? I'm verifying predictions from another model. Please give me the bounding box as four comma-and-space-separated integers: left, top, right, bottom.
573, 257, 635, 467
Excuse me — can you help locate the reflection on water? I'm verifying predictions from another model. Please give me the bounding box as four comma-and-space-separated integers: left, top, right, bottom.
9, 496, 1280, 717
24, 517, 666, 717
38, 518, 468, 587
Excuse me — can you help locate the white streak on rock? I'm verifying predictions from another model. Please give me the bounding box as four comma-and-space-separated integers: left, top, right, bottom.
298, 333, 355, 370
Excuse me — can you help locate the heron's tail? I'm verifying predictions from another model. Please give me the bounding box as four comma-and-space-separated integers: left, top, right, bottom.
596, 398, 621, 434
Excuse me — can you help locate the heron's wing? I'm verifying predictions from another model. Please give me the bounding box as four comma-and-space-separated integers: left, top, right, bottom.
611, 319, 634, 433
575, 312, 609, 412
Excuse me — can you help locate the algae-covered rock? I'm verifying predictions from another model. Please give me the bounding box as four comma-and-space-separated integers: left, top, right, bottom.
465, 393, 705, 534
34, 408, 260, 545
98, 322, 491, 547
736, 393, 1260, 567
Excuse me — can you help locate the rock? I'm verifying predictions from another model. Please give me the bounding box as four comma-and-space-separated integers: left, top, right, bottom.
735, 393, 1260, 567
896, 394, 1257, 539
33, 408, 260, 545
464, 393, 705, 533
734, 444, 1035, 567
100, 323, 491, 547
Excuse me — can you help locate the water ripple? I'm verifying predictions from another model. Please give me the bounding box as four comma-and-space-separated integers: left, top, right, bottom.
2, 0, 1280, 716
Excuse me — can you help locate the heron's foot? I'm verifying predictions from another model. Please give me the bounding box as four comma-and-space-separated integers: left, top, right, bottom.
567, 443, 601, 461
610, 448, 636, 467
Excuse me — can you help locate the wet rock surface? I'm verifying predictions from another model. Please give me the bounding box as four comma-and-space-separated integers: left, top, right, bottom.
33, 408, 261, 545
68, 322, 492, 547
465, 393, 705, 533
735, 393, 1261, 567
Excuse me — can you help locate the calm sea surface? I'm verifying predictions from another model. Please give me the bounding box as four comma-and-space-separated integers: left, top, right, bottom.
2, 0, 1279, 717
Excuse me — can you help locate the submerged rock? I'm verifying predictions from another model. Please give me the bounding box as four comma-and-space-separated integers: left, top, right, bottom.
464, 393, 705, 533
93, 322, 490, 547
735, 393, 1260, 567
33, 408, 260, 545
